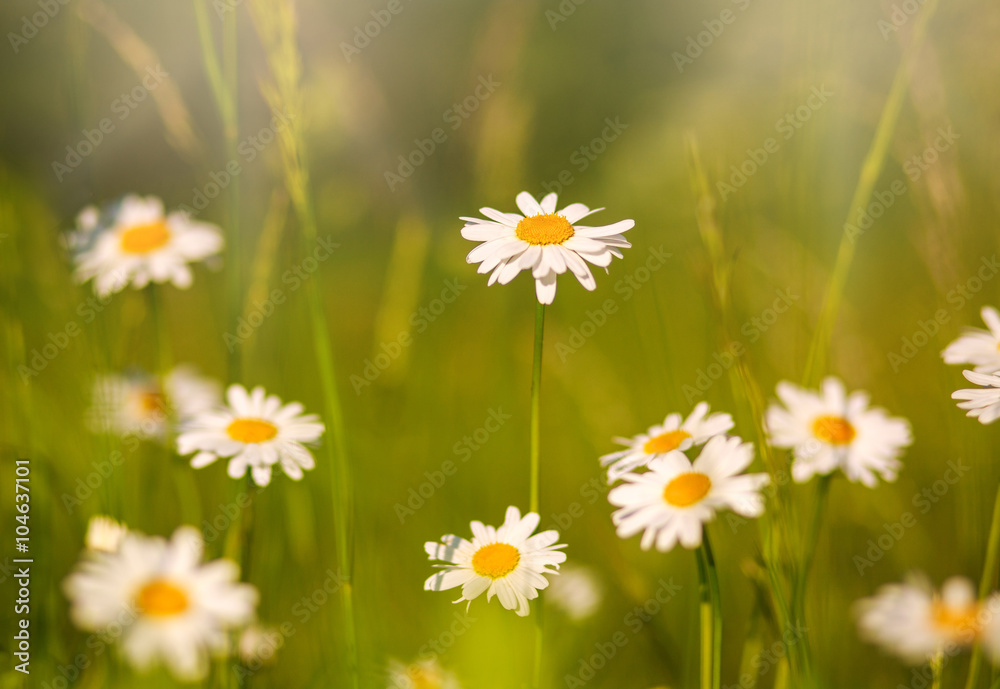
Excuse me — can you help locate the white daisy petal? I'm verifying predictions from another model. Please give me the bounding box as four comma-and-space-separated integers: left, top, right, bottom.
63, 526, 257, 681
177, 385, 324, 488
424, 506, 566, 617
765, 377, 912, 485
460, 192, 633, 304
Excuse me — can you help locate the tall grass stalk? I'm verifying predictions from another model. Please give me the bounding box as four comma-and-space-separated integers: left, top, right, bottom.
530, 301, 546, 688
964, 484, 1000, 689
246, 1, 358, 685
685, 135, 803, 677
697, 530, 722, 689
802, 0, 941, 386
191, 0, 243, 383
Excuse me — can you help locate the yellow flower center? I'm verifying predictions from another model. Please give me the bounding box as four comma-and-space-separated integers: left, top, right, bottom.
406, 666, 439, 689
138, 390, 167, 416
120, 221, 171, 254
227, 418, 278, 443
136, 579, 189, 617
932, 601, 981, 639
663, 472, 712, 507
811, 415, 856, 445
515, 214, 575, 246
643, 430, 692, 454
471, 542, 520, 579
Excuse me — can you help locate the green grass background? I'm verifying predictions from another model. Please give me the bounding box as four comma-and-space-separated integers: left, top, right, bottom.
2, 0, 1000, 686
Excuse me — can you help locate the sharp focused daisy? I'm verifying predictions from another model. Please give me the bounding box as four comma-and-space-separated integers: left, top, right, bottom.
177, 384, 325, 487
765, 377, 912, 487
63, 526, 257, 681
85, 515, 127, 554
424, 506, 567, 617
608, 435, 770, 552
387, 658, 463, 689
69, 195, 223, 297
600, 402, 735, 483
88, 366, 222, 440
460, 191, 633, 304
942, 306, 1000, 373
855, 575, 1000, 663
952, 370, 1000, 424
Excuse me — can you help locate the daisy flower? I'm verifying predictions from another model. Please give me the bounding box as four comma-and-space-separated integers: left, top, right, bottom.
424, 506, 567, 617
765, 377, 912, 487
600, 402, 735, 483
546, 563, 603, 621
855, 575, 1000, 663
608, 435, 770, 552
63, 526, 257, 681
942, 306, 1000, 373
387, 658, 463, 689
177, 384, 325, 487
952, 370, 1000, 425
460, 191, 633, 304
88, 366, 222, 440
69, 195, 223, 297
85, 515, 127, 553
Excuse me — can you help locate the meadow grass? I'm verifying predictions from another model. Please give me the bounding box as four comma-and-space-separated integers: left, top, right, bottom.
2, 0, 1000, 688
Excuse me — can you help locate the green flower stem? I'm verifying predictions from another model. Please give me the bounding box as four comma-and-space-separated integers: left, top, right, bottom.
964, 483, 1000, 689
697, 529, 722, 689
529, 301, 545, 688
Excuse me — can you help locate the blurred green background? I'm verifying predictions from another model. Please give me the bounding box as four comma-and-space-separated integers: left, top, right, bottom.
2, 0, 1000, 686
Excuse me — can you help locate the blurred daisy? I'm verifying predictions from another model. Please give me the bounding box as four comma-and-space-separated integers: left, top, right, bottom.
177, 384, 325, 487
69, 195, 223, 297
88, 366, 221, 440
86, 515, 127, 553
856, 575, 1000, 663
387, 658, 462, 689
608, 435, 769, 552
238, 624, 282, 666
765, 377, 912, 487
952, 370, 1000, 425
63, 526, 257, 681
600, 402, 734, 483
942, 306, 1000, 373
546, 563, 603, 621
424, 506, 566, 617
460, 191, 633, 304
